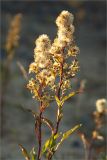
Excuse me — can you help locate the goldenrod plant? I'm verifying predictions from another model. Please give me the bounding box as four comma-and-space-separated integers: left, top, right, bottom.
79, 98, 107, 160
19, 11, 82, 160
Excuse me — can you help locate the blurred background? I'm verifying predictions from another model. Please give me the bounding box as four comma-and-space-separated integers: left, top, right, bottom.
1, 1, 106, 160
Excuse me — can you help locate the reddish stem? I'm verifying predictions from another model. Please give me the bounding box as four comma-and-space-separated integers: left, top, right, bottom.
55, 59, 63, 133
37, 84, 43, 160
37, 108, 42, 160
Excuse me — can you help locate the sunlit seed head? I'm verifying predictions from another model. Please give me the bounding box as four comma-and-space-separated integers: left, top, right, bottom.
96, 98, 107, 113
35, 34, 51, 50
34, 34, 51, 69
56, 10, 74, 27
5, 13, 22, 58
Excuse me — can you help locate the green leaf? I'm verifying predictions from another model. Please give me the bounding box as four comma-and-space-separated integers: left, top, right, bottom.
61, 91, 79, 105
42, 137, 51, 154
30, 147, 37, 160
42, 133, 61, 154
62, 91, 78, 105
55, 91, 80, 107
55, 96, 62, 107
42, 136, 54, 154
55, 124, 82, 151
54, 132, 62, 139
19, 144, 30, 160
62, 124, 82, 140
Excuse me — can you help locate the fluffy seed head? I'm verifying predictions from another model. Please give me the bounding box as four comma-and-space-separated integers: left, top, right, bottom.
96, 98, 107, 113
56, 10, 74, 27
34, 34, 51, 69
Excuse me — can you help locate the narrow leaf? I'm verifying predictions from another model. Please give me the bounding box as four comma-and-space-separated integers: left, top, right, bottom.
55, 96, 62, 107
62, 91, 79, 105
25, 108, 38, 119
19, 106, 38, 119
19, 144, 30, 160
17, 61, 28, 80
62, 124, 82, 140
42, 117, 54, 133
23, 108, 54, 133
42, 133, 61, 154
55, 124, 82, 151
30, 147, 37, 160
42, 137, 51, 153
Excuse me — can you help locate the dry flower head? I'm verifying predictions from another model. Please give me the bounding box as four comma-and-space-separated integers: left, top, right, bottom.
27, 10, 80, 103
96, 98, 107, 113
5, 13, 22, 60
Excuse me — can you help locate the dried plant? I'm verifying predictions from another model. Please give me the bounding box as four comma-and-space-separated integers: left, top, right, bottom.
1, 13, 22, 136
19, 11, 82, 160
79, 98, 107, 160
5, 13, 22, 62
1, 13, 22, 104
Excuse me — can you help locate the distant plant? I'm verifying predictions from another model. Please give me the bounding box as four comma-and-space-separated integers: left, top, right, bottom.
79, 98, 107, 160
1, 13, 22, 106
19, 11, 82, 160
5, 13, 22, 62
1, 14, 22, 137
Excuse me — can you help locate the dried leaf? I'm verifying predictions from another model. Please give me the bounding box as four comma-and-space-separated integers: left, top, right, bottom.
19, 106, 38, 119
42, 117, 54, 133
19, 144, 30, 160
17, 61, 28, 80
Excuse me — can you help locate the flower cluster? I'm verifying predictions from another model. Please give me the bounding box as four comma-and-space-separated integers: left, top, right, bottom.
27, 10, 80, 101
5, 13, 22, 60
28, 35, 55, 92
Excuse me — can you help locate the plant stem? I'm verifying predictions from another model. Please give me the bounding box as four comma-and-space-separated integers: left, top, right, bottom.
37, 101, 42, 160
47, 59, 64, 160
87, 139, 94, 160
55, 59, 63, 135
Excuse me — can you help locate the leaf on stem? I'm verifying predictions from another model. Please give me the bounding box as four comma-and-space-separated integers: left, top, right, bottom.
19, 106, 38, 119
42, 133, 61, 154
19, 144, 30, 160
17, 61, 28, 80
55, 96, 62, 107
42, 117, 54, 134
55, 124, 82, 151
61, 91, 79, 105
22, 107, 54, 133
55, 91, 80, 107
30, 147, 37, 160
